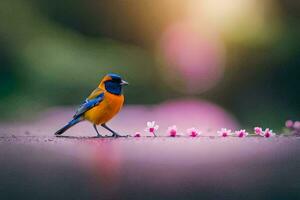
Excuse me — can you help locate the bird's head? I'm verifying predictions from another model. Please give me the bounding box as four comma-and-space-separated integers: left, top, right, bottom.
99, 73, 128, 95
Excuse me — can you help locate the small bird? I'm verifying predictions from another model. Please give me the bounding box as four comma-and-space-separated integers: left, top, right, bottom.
54, 73, 128, 137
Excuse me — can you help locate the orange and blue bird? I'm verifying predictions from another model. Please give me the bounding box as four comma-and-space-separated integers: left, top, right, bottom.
54, 73, 128, 137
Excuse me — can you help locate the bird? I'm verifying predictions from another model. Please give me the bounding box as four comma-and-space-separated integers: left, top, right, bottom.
54, 73, 128, 137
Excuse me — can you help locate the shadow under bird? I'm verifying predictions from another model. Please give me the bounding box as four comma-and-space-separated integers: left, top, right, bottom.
54, 73, 128, 137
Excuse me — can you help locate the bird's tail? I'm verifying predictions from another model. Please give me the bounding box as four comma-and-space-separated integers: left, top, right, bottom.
54, 118, 82, 135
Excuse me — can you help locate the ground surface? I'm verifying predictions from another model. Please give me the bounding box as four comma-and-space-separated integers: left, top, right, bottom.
0, 107, 299, 200
0, 135, 299, 200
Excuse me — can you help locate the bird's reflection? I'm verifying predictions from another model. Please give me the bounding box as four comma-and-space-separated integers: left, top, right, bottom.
83, 139, 122, 199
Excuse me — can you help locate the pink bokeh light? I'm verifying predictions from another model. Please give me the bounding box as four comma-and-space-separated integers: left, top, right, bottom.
160, 22, 225, 94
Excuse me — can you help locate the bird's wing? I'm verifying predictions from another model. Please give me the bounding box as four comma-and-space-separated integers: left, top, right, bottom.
87, 87, 105, 100
73, 88, 105, 119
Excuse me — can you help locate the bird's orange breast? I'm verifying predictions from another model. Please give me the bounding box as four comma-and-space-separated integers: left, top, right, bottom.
84, 92, 124, 125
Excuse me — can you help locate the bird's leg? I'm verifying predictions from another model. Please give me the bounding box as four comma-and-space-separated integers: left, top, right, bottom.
101, 123, 124, 137
93, 124, 103, 138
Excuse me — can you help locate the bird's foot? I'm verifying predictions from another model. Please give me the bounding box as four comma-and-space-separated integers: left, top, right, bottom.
96, 134, 104, 138
111, 133, 128, 138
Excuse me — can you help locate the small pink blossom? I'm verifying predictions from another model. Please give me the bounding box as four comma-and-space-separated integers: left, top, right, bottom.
235, 129, 248, 138
263, 128, 276, 138
187, 128, 200, 137
167, 125, 177, 137
134, 132, 141, 137
293, 121, 300, 131
254, 127, 264, 136
217, 128, 232, 137
285, 120, 294, 129
144, 121, 159, 136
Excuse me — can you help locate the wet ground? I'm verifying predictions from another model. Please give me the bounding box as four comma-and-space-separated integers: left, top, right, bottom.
0, 135, 299, 200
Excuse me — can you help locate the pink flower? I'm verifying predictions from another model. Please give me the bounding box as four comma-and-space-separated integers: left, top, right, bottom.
167, 125, 177, 137
293, 121, 300, 131
263, 128, 276, 138
134, 132, 141, 137
187, 128, 200, 137
217, 128, 232, 137
144, 121, 159, 137
285, 120, 294, 129
254, 127, 264, 136
235, 129, 248, 138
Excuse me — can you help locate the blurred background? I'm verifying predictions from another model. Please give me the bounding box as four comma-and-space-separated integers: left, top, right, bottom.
0, 0, 299, 130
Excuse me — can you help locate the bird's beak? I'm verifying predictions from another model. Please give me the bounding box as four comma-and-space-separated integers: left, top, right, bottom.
120, 80, 129, 85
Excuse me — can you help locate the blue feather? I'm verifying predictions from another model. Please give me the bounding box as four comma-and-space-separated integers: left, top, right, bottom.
73, 93, 104, 118
55, 118, 82, 135
105, 81, 122, 95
